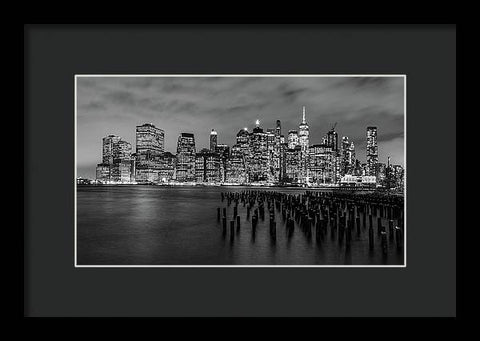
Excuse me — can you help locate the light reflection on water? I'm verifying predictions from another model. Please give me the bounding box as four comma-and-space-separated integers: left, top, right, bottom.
77, 185, 404, 266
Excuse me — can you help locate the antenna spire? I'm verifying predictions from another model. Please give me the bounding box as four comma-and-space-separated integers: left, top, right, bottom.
302, 106, 306, 124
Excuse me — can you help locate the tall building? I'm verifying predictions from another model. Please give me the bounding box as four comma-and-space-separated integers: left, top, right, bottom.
366, 126, 378, 176
236, 128, 250, 146
102, 135, 121, 164
279, 135, 286, 181
341, 136, 356, 175
326, 127, 338, 152
136, 123, 164, 154
96, 134, 133, 183
248, 120, 270, 182
209, 129, 218, 151
157, 152, 176, 183
341, 136, 350, 175
195, 149, 221, 183
273, 120, 282, 182
392, 164, 405, 191
287, 130, 299, 149
308, 144, 335, 185
134, 123, 165, 183
266, 128, 276, 180
226, 144, 247, 184
176, 133, 196, 181
284, 145, 301, 184
215, 143, 230, 182
95, 163, 110, 183
298, 106, 310, 183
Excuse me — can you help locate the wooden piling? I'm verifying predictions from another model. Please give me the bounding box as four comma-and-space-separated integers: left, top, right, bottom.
230, 221, 235, 242
369, 226, 374, 250
381, 231, 387, 255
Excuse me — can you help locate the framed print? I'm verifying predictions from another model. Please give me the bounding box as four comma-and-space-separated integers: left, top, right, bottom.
24, 24, 456, 317
75, 74, 406, 267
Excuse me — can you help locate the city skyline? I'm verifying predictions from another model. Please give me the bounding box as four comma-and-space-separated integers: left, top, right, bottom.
77, 76, 404, 179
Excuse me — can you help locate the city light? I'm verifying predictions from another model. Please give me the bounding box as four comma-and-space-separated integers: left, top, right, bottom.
90, 107, 404, 191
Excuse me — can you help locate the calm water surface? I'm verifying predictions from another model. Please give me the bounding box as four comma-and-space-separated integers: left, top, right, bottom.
77, 185, 404, 266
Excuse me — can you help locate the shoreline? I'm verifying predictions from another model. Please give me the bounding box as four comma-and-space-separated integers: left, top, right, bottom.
76, 183, 403, 195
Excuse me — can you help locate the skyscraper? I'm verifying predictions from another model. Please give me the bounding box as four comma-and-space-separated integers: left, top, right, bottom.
102, 135, 121, 164
136, 123, 164, 154
249, 120, 269, 182
326, 127, 338, 152
134, 123, 165, 183
273, 120, 282, 182
287, 130, 299, 149
215, 143, 230, 182
195, 148, 221, 183
308, 144, 335, 185
298, 106, 310, 183
209, 129, 218, 151
176, 133, 196, 181
97, 134, 133, 183
341, 136, 356, 175
226, 144, 247, 184
341, 136, 350, 175
284, 145, 301, 184
266, 128, 276, 177
366, 126, 378, 176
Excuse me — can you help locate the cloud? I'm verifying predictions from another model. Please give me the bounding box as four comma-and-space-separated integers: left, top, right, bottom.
76, 76, 405, 178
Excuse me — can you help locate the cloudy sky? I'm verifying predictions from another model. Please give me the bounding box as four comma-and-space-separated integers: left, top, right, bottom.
77, 76, 405, 179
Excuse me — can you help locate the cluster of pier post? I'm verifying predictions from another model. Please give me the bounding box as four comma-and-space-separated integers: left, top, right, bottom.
217, 190, 404, 257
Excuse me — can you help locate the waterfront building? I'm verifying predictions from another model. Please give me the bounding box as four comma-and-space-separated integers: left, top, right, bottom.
157, 152, 176, 183
354, 159, 363, 176
97, 134, 134, 183
110, 161, 134, 183
235, 128, 251, 181
215, 143, 230, 182
204, 151, 221, 183
134, 123, 165, 183
272, 120, 282, 182
248, 120, 270, 182
308, 144, 335, 185
215, 144, 230, 160
195, 149, 221, 183
287, 130, 299, 149
136, 123, 164, 154
236, 127, 250, 147
339, 175, 377, 188
326, 127, 339, 153
298, 106, 310, 183
279, 141, 287, 183
266, 128, 276, 180
95, 163, 110, 183
226, 144, 247, 183
76, 177, 93, 185
341, 136, 349, 175
209, 129, 218, 151
102, 135, 121, 164
366, 126, 378, 177
135, 151, 159, 183
176, 133, 196, 181
341, 137, 356, 175
377, 162, 387, 186
284, 145, 301, 184
393, 164, 405, 191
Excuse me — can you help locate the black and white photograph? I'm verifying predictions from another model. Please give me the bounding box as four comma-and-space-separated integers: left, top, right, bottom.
75, 75, 406, 267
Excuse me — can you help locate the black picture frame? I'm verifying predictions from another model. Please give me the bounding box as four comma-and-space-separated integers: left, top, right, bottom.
24, 23, 458, 318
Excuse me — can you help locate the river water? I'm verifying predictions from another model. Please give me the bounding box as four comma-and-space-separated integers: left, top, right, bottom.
76, 185, 404, 266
